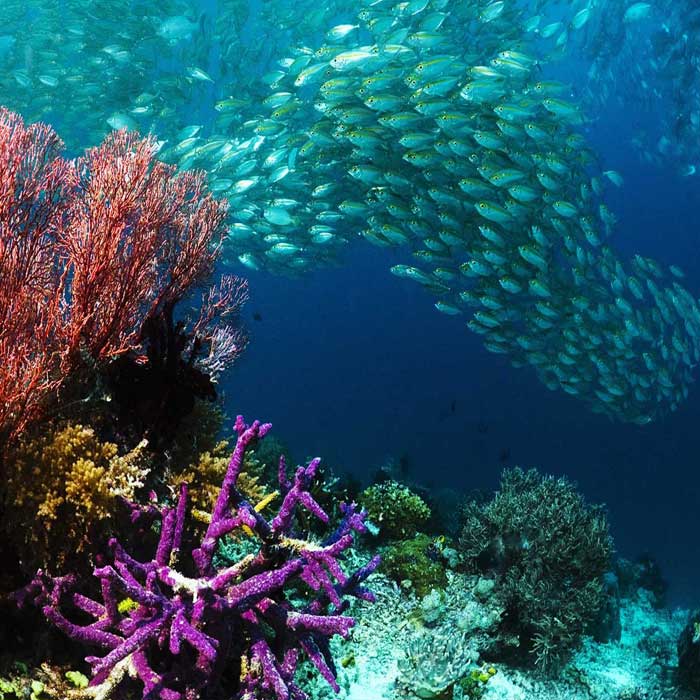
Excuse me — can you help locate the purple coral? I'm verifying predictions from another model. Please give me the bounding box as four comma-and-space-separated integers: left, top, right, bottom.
16, 416, 379, 700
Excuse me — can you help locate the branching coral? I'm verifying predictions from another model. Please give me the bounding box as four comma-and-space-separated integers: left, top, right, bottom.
4, 423, 150, 570
15, 416, 379, 700
170, 439, 269, 525
459, 468, 612, 673
0, 108, 246, 445
165, 401, 271, 528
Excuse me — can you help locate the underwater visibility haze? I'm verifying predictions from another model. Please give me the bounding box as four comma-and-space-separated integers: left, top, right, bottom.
1, 0, 700, 698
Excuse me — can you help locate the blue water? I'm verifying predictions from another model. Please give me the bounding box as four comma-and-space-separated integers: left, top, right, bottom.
225, 75, 700, 608
4, 0, 699, 610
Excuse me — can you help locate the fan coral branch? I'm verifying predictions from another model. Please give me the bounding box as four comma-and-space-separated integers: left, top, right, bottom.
0, 109, 245, 443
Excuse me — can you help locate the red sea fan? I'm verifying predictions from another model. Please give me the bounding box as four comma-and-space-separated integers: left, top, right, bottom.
0, 109, 245, 442
60, 131, 230, 363
0, 109, 74, 439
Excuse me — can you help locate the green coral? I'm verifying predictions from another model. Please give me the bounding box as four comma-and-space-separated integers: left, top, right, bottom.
381, 534, 447, 597
0, 676, 47, 700
0, 662, 92, 700
117, 597, 140, 615
457, 666, 497, 699
213, 529, 260, 570
65, 671, 88, 689
360, 480, 430, 540
459, 468, 612, 674
0, 677, 20, 700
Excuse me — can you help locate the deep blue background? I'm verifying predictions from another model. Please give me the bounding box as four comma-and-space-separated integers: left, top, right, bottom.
220, 81, 700, 607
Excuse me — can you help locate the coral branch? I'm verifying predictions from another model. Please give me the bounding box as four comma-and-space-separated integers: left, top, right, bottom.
0, 109, 246, 443
16, 417, 378, 700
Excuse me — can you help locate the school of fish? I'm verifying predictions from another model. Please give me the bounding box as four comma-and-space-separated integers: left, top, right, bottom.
0, 0, 699, 424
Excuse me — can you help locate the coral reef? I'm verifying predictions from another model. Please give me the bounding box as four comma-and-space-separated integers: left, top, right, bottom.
459, 468, 612, 672
616, 555, 668, 609
165, 399, 229, 471
304, 562, 681, 700
360, 481, 431, 541
380, 534, 450, 598
677, 609, 700, 694
3, 423, 150, 571
0, 109, 73, 443
396, 627, 478, 699
164, 401, 275, 532
0, 108, 246, 447
168, 438, 270, 527
16, 417, 379, 700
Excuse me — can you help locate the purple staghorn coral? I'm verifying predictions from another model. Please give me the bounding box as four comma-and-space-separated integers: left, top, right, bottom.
16, 416, 379, 700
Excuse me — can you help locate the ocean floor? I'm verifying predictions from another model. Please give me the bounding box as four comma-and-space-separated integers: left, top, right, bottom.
0, 552, 693, 700
302, 567, 690, 700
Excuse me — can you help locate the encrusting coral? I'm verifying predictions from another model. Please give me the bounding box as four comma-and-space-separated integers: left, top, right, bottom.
15, 416, 380, 700
3, 423, 150, 571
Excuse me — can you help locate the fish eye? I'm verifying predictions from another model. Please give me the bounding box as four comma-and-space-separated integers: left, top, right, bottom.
416, 64, 424, 72
480, 203, 486, 208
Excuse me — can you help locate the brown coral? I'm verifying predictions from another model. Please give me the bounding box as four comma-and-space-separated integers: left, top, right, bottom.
164, 399, 275, 533
168, 439, 269, 525
3, 423, 150, 571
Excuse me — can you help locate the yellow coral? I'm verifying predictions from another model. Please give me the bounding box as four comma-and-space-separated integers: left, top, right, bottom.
4, 423, 150, 569
168, 439, 270, 527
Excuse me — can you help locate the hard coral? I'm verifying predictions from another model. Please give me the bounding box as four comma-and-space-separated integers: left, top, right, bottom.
459, 468, 612, 673
381, 534, 448, 597
4, 423, 149, 571
360, 480, 430, 541
396, 627, 476, 699
677, 609, 700, 694
165, 402, 272, 528
16, 417, 379, 700
171, 439, 270, 526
